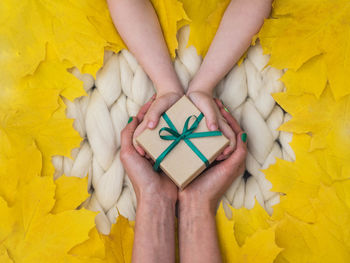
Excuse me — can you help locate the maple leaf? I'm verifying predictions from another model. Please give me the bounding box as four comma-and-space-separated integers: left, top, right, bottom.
0, 45, 85, 177
0, 245, 14, 263
180, 0, 230, 57
280, 55, 327, 98
69, 215, 135, 263
0, 0, 105, 86
273, 182, 350, 263
273, 87, 350, 180
0, 131, 42, 205
216, 202, 282, 263
259, 0, 350, 99
151, 0, 190, 59
264, 134, 333, 223
0, 0, 189, 87
32, 97, 82, 176
231, 201, 271, 246
0, 174, 97, 263
52, 175, 90, 214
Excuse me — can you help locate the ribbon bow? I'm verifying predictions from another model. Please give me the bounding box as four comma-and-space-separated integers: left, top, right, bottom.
153, 112, 223, 171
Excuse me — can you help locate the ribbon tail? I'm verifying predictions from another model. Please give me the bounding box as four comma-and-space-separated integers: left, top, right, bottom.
153, 137, 182, 171
186, 131, 222, 138
184, 139, 209, 167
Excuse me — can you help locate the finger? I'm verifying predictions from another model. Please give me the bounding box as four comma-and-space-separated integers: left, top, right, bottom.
132, 120, 147, 156
216, 152, 226, 161
121, 116, 139, 152
216, 144, 234, 161
136, 94, 156, 122
224, 131, 248, 170
219, 118, 236, 149
215, 115, 235, 161
219, 107, 242, 135
145, 95, 178, 129
195, 99, 218, 131
213, 98, 224, 110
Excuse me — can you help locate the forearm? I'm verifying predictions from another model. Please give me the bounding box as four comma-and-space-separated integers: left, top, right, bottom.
188, 0, 272, 94
178, 199, 221, 263
132, 195, 176, 263
107, 0, 182, 95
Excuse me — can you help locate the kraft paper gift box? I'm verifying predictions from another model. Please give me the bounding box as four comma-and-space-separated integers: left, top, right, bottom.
136, 95, 229, 189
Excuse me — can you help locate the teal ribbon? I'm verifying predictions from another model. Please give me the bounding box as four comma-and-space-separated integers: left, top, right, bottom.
153, 112, 222, 171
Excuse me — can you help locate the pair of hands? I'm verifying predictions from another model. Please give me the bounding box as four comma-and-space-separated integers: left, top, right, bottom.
120, 95, 247, 214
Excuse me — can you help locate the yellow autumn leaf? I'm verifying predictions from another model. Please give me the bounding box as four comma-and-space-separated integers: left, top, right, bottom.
180, 0, 230, 57
1, 174, 97, 263
264, 134, 332, 223
51, 175, 90, 214
69, 215, 135, 263
0, 196, 14, 242
280, 55, 327, 98
72, 0, 126, 55
0, 131, 42, 205
150, 0, 190, 59
309, 183, 350, 260
273, 87, 350, 180
0, 46, 85, 122
0, 0, 104, 85
0, 0, 46, 89
231, 201, 271, 246
216, 202, 282, 263
273, 214, 317, 263
0, 245, 13, 263
273, 183, 350, 263
259, 0, 350, 99
31, 97, 82, 177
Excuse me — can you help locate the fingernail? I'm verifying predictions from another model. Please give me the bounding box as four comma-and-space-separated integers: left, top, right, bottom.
220, 100, 229, 112
210, 124, 218, 131
241, 133, 247, 142
128, 117, 133, 123
148, 121, 155, 128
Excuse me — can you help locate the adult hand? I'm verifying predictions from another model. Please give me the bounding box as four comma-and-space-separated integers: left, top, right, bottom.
186, 89, 236, 160
133, 91, 184, 156
120, 96, 178, 204
178, 97, 247, 214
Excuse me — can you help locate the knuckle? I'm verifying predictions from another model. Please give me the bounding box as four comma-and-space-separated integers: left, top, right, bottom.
146, 110, 158, 120
120, 128, 127, 138
120, 148, 131, 162
238, 146, 248, 159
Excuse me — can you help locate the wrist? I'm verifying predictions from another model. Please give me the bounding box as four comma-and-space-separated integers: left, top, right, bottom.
139, 191, 177, 209
178, 192, 216, 216
187, 80, 214, 96
138, 195, 176, 219
156, 84, 184, 97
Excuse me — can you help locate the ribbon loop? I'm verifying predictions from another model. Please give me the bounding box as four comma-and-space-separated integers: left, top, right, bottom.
153, 112, 223, 171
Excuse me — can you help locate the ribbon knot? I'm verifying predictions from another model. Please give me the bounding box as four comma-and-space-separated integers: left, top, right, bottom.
153, 112, 223, 171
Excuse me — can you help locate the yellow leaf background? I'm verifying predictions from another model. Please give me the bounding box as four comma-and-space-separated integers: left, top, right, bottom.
1, 0, 349, 262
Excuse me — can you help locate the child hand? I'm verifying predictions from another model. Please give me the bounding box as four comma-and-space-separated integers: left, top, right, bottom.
133, 91, 184, 156
186, 90, 236, 160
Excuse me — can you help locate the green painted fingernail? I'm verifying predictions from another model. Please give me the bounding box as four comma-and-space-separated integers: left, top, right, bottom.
128, 117, 133, 123
224, 107, 229, 113
241, 133, 247, 142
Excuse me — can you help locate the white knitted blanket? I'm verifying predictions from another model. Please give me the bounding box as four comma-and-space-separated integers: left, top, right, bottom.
52, 26, 294, 235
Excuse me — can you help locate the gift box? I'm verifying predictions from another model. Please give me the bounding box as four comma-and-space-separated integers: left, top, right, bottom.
136, 95, 229, 189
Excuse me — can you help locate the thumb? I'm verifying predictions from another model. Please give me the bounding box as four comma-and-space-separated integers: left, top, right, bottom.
121, 116, 139, 150
146, 96, 177, 129
199, 100, 218, 131
225, 131, 247, 168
